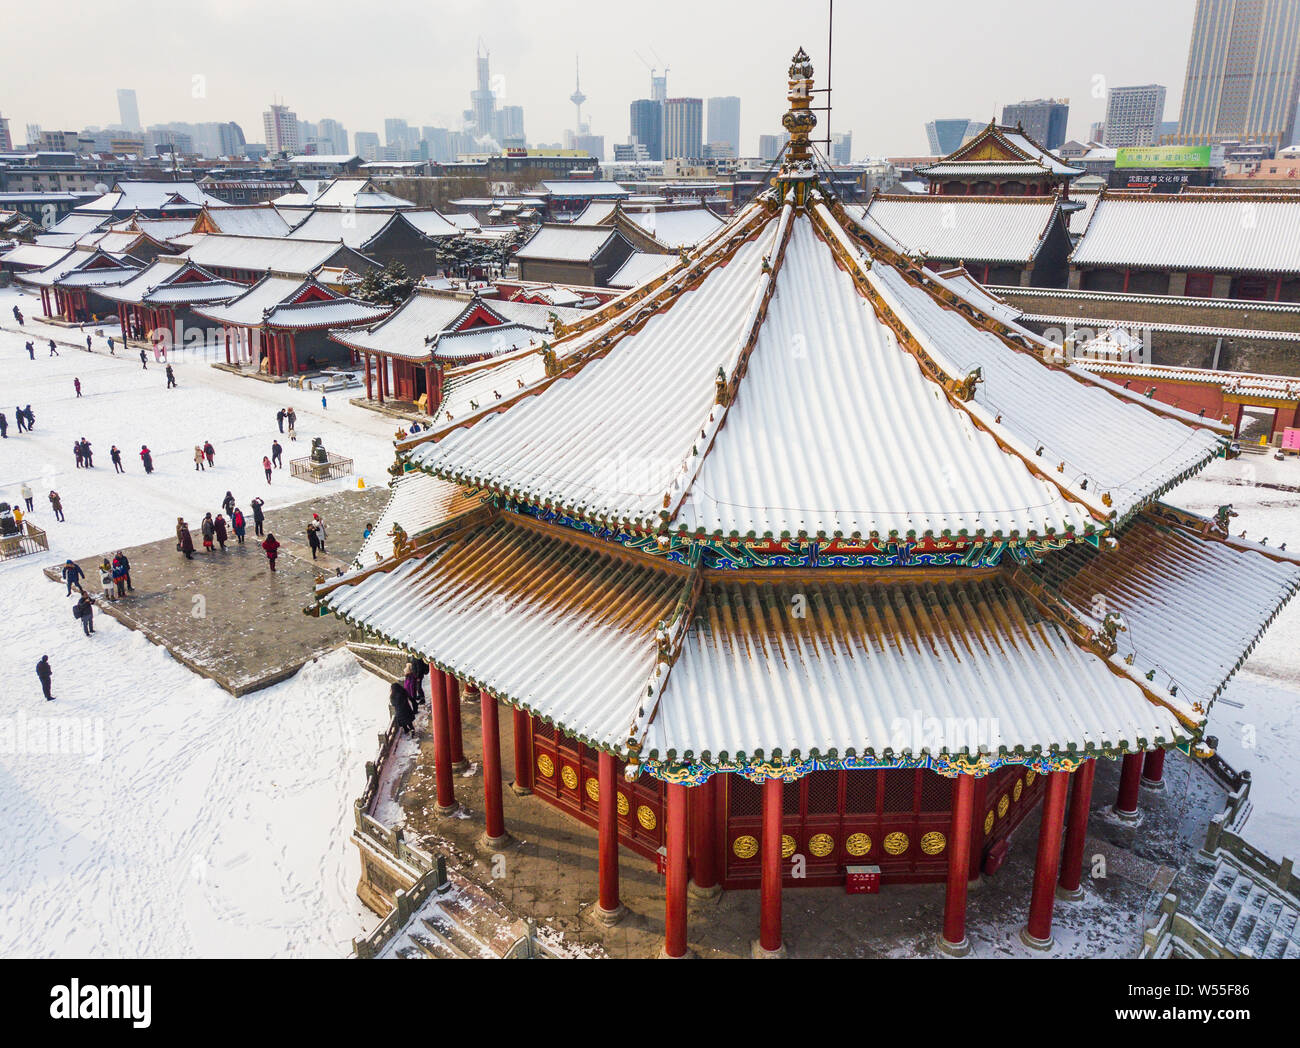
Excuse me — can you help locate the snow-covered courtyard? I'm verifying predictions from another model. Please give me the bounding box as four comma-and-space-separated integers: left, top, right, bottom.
0, 284, 400, 957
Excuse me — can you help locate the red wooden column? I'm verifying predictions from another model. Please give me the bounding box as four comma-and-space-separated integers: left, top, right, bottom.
479, 690, 509, 848
663, 782, 689, 958
363, 352, 372, 400
756, 777, 786, 957
593, 750, 625, 925
1058, 758, 1097, 901
511, 709, 534, 795
377, 353, 386, 403
689, 774, 720, 898
1020, 770, 1070, 950
1141, 749, 1166, 791
938, 774, 975, 955
446, 676, 468, 771
1113, 752, 1144, 821
969, 776, 989, 882
428, 669, 458, 815
288, 332, 299, 375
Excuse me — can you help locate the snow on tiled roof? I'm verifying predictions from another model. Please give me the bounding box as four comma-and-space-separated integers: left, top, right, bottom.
854, 195, 1062, 265
351, 471, 485, 569
514, 225, 620, 262
79, 181, 226, 213
434, 353, 548, 424
203, 207, 293, 238
539, 180, 630, 198
1074, 358, 1300, 399
0, 243, 74, 270
264, 296, 390, 330
442, 213, 481, 232
1068, 187, 1103, 238
310, 178, 413, 209
487, 297, 587, 329
574, 201, 619, 225
45, 212, 109, 237
628, 207, 724, 248
286, 209, 396, 249
401, 210, 462, 238
607, 251, 677, 289
191, 274, 316, 326
431, 323, 544, 362
1070, 194, 1300, 273
330, 290, 482, 361
182, 234, 359, 275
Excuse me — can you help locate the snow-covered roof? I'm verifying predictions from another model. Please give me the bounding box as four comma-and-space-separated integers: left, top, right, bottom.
514, 225, 622, 262
44, 212, 109, 237
352, 471, 485, 569
330, 290, 489, 361
1070, 193, 1300, 273
191, 274, 320, 326
310, 178, 413, 210
1074, 359, 1300, 400
539, 180, 630, 198
183, 234, 369, 275
917, 124, 1083, 179
442, 213, 481, 232
401, 210, 462, 239
200, 206, 293, 238
430, 323, 545, 362
78, 180, 226, 213
434, 353, 548, 424
853, 195, 1063, 265
487, 297, 587, 330
263, 296, 390, 330
627, 207, 725, 248
0, 243, 74, 270
286, 209, 400, 249
1068, 188, 1103, 238
606, 251, 677, 289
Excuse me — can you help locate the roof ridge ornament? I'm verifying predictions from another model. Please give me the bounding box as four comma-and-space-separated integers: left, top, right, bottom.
778, 46, 818, 202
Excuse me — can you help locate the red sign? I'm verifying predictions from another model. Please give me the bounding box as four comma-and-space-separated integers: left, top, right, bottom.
845, 865, 881, 894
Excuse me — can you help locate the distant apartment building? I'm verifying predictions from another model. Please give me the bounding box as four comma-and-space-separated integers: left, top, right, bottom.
758, 132, 790, 163
664, 98, 703, 160
316, 119, 349, 155
925, 119, 980, 155
630, 99, 664, 161
1103, 85, 1167, 147
707, 96, 741, 157
1173, 0, 1300, 148
831, 132, 853, 165
354, 131, 381, 162
1001, 99, 1069, 150
0, 115, 12, 153
263, 104, 300, 156
1089, 120, 1107, 143
38, 130, 81, 152
117, 89, 141, 132
496, 105, 526, 147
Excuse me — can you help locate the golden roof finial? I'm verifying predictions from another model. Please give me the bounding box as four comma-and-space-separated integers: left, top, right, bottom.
782, 46, 817, 170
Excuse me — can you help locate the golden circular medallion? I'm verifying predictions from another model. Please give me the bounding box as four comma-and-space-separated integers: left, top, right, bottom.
732, 834, 758, 859
781, 834, 797, 859
808, 833, 835, 858
585, 777, 599, 802
921, 831, 946, 855
846, 833, 872, 856
637, 805, 657, 830
1026, 769, 1037, 786
1013, 778, 1024, 802
998, 794, 1010, 817
536, 754, 554, 778
984, 810, 995, 835
883, 832, 909, 855
561, 765, 578, 790
617, 792, 629, 816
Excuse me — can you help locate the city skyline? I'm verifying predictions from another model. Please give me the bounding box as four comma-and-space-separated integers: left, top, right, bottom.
2, 1, 1201, 157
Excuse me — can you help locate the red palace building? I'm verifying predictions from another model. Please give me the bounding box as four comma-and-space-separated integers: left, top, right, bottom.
316, 51, 1300, 957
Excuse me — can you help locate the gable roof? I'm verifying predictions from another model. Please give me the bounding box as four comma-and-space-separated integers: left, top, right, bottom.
853, 194, 1065, 266
182, 234, 374, 275
514, 225, 626, 263
918, 122, 1083, 179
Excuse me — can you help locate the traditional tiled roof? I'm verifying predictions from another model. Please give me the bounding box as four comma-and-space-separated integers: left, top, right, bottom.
917, 123, 1082, 179
352, 470, 486, 568
182, 233, 373, 275
607, 251, 678, 289
514, 225, 626, 263
191, 274, 323, 326
627, 208, 725, 249
1074, 359, 1300, 400
853, 194, 1065, 266
1070, 192, 1300, 273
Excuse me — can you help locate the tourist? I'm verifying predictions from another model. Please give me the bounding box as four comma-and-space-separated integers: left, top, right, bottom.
12, 305, 23, 325
251, 497, 265, 537
231, 507, 247, 544
194, 445, 205, 471
36, 655, 54, 701
98, 559, 115, 602
362, 521, 373, 541
262, 532, 280, 572
390, 680, 415, 735
14, 405, 26, 433
107, 336, 115, 355
287, 407, 296, 431
286, 417, 296, 441
75, 592, 95, 636
306, 520, 321, 560
85, 334, 92, 353
165, 364, 176, 388
271, 440, 283, 468
112, 555, 128, 599
81, 439, 94, 468
222, 491, 236, 518
48, 491, 64, 522
49, 339, 59, 357
402, 663, 420, 710
115, 551, 133, 593
409, 657, 428, 705
312, 513, 327, 552
74, 441, 84, 469
74, 377, 82, 398
139, 348, 148, 369
213, 512, 228, 551
0, 413, 7, 438
176, 518, 195, 560
276, 408, 285, 433
200, 513, 215, 553
110, 446, 124, 473
25, 341, 34, 359
62, 559, 86, 596
263, 456, 272, 484
139, 445, 154, 474
21, 483, 33, 512
203, 440, 215, 468
22, 405, 34, 430
321, 394, 327, 410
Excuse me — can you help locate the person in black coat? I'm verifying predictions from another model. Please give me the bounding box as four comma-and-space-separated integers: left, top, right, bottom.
251, 497, 265, 537
276, 408, 285, 433
62, 559, 85, 596
76, 593, 95, 635
0, 413, 6, 438
390, 681, 415, 735
36, 655, 54, 700
165, 364, 176, 389
110, 446, 124, 473
409, 657, 428, 704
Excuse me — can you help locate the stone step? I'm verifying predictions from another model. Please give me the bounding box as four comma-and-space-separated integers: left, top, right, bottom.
1255, 903, 1299, 959
1225, 883, 1271, 951
1208, 871, 1252, 941
410, 926, 466, 960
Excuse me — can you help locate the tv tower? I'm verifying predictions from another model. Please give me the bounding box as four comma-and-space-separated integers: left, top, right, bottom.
570, 56, 588, 132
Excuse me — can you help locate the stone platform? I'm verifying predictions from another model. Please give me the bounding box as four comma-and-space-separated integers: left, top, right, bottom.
44, 486, 390, 695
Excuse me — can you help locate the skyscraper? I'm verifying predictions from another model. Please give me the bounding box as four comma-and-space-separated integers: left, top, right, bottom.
117, 89, 141, 132
1174, 0, 1300, 148
664, 97, 703, 160
758, 133, 790, 163
1102, 85, 1167, 147
217, 121, 246, 157
317, 118, 349, 155
707, 96, 741, 157
1001, 99, 1070, 150
263, 103, 300, 155
0, 115, 11, 153
630, 99, 664, 161
925, 119, 981, 155
496, 106, 526, 146
831, 131, 853, 165
471, 44, 497, 140
354, 131, 380, 162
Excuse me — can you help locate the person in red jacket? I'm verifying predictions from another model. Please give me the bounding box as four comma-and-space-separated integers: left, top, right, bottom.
263, 455, 272, 484
262, 533, 280, 572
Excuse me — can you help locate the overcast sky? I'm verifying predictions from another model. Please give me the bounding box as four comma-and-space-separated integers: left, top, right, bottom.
2, 0, 1198, 156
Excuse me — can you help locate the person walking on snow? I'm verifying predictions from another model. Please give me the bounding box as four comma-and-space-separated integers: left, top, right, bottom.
25, 341, 34, 360
98, 559, 115, 602
115, 551, 133, 593
74, 377, 82, 398
176, 518, 195, 560
222, 491, 236, 518
14, 406, 26, 433
166, 364, 176, 388
312, 513, 327, 553
85, 334, 92, 353
110, 446, 124, 473
203, 441, 215, 468
262, 533, 280, 573
251, 497, 265, 537
49, 339, 59, 357
23, 405, 35, 430
21, 484, 33, 512
62, 559, 85, 596
0, 413, 7, 439
213, 512, 228, 551
263, 456, 272, 484
139, 348, 148, 369
75, 592, 95, 636
80, 439, 93, 468
48, 491, 64, 522
390, 680, 415, 735
36, 655, 54, 701
276, 408, 285, 433
139, 446, 154, 474
194, 445, 205, 471
12, 305, 23, 325
200, 513, 215, 553
232, 507, 247, 544
107, 336, 115, 355
271, 440, 283, 468
306, 520, 321, 560
112, 555, 128, 599
321, 394, 327, 410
